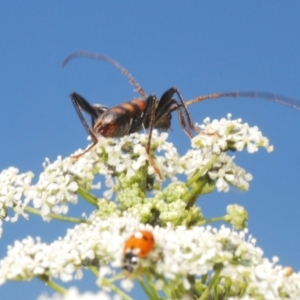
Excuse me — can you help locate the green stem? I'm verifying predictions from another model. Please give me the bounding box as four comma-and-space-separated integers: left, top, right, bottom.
187, 154, 218, 187
196, 216, 226, 226
199, 264, 223, 300
37, 275, 67, 294
201, 273, 208, 284
185, 154, 219, 208
88, 265, 99, 276
102, 278, 133, 300
25, 207, 87, 223
155, 274, 170, 298
138, 277, 160, 300
77, 187, 98, 207
185, 180, 206, 209
138, 278, 153, 299
146, 273, 162, 300
88, 267, 132, 300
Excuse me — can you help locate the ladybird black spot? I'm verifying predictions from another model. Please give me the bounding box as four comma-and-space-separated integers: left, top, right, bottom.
142, 235, 154, 242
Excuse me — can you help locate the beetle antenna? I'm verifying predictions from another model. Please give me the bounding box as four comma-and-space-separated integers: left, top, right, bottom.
62, 51, 146, 97
184, 91, 300, 111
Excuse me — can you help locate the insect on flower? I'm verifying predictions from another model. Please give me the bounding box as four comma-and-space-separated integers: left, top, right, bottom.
123, 230, 155, 273
62, 52, 300, 178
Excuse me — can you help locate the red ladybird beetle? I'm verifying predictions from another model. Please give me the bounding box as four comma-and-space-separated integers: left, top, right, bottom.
123, 230, 155, 272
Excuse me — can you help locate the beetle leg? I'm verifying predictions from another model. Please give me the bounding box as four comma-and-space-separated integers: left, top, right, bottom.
70, 92, 99, 158
144, 95, 163, 179
156, 87, 196, 137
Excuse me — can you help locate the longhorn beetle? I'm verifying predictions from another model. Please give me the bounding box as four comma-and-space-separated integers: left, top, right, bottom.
62, 52, 300, 178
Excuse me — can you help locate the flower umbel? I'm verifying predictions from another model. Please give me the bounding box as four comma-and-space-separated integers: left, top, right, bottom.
1, 217, 299, 299
0, 115, 297, 300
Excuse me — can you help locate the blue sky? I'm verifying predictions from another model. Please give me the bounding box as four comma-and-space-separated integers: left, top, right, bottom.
1, 2, 300, 299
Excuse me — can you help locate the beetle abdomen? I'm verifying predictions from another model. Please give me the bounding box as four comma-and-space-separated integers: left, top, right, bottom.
94, 99, 147, 137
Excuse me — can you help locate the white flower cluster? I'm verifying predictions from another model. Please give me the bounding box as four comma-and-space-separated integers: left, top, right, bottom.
0, 167, 33, 227
193, 114, 273, 154
32, 157, 79, 218
0, 216, 299, 299
0, 116, 271, 231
